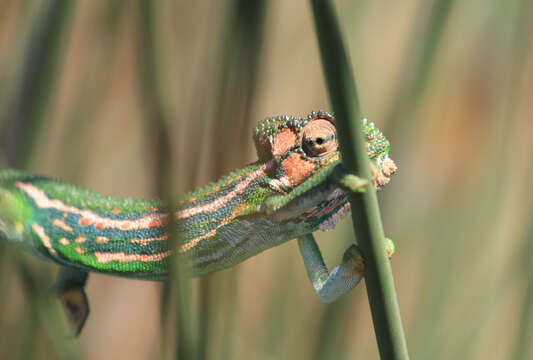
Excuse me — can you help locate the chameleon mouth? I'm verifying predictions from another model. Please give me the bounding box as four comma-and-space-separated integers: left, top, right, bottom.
270, 155, 397, 230
320, 155, 397, 231
276, 182, 350, 232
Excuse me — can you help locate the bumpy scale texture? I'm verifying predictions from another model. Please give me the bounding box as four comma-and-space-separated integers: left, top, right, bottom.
0, 111, 396, 279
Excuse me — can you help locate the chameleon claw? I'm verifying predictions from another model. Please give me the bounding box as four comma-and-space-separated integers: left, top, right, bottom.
57, 287, 90, 336
54, 268, 89, 336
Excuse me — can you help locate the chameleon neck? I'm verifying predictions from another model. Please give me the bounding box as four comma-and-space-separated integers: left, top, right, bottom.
0, 164, 276, 280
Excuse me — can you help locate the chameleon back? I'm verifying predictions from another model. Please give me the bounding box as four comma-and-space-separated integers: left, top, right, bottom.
0, 111, 396, 279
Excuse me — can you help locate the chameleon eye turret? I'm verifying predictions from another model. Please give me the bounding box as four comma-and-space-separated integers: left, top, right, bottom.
301, 119, 337, 157
0, 111, 396, 335
253, 110, 396, 190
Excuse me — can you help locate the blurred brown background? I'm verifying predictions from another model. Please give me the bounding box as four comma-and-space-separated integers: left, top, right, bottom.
1, 0, 532, 359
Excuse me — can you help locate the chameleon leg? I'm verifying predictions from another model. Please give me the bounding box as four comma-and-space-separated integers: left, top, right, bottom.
297, 234, 395, 303
54, 267, 89, 336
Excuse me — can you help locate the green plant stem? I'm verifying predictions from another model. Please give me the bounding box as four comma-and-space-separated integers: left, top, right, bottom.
384, 0, 455, 139
198, 2, 267, 358
310, 1, 409, 358
137, 2, 195, 359
0, 1, 79, 358
2, 0, 75, 168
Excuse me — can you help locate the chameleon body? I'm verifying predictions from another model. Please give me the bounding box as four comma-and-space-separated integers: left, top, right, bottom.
0, 111, 397, 334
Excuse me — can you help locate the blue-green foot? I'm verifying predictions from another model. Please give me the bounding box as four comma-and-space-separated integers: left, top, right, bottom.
298, 234, 395, 303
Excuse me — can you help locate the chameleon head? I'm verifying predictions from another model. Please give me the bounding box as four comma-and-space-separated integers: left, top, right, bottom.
253, 110, 397, 192
253, 111, 396, 231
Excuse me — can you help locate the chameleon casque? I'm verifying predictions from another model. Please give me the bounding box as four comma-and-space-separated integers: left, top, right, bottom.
0, 110, 397, 335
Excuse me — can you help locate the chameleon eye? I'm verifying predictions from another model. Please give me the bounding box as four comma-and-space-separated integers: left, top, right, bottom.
301, 119, 337, 157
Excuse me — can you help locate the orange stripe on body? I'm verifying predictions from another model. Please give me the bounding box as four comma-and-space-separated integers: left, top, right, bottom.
94, 250, 172, 263
16, 182, 168, 231
95, 236, 109, 244
53, 219, 72, 232
179, 203, 250, 253
175, 164, 268, 221
130, 235, 168, 246
32, 223, 57, 256
180, 229, 216, 253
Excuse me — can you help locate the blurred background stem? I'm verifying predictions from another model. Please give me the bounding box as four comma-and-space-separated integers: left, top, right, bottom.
197, 1, 267, 359
137, 2, 195, 359
0, 0, 80, 358
2, 0, 75, 168
383, 0, 456, 143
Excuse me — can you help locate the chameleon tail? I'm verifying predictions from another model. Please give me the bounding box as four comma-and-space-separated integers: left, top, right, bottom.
0, 169, 170, 278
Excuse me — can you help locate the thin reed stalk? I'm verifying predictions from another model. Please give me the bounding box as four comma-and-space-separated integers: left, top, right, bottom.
0, 1, 80, 358
2, 0, 75, 168
137, 2, 195, 359
198, 2, 267, 359
310, 1, 409, 358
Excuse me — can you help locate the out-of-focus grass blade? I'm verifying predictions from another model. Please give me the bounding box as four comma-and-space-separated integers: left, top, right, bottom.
2, 0, 75, 168
207, 0, 267, 174
137, 2, 195, 359
512, 279, 533, 360
197, 1, 267, 359
410, 0, 533, 357
383, 0, 455, 142
0, 1, 79, 358
510, 196, 533, 360
312, 296, 354, 360
58, 1, 127, 182
14, 253, 81, 360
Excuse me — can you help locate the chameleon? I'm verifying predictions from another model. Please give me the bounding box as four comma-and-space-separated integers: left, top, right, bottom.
0, 110, 397, 335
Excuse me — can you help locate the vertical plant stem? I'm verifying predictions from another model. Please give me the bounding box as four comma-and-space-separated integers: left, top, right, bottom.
0, 1, 79, 358
208, 0, 268, 175
512, 278, 533, 360
137, 2, 195, 359
511, 198, 533, 360
198, 1, 267, 359
384, 0, 455, 139
507, 195, 533, 360
2, 0, 75, 167
312, 297, 353, 360
309, 1, 409, 359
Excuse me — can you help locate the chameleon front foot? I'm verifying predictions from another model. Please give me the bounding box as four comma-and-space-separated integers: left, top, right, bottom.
54, 268, 89, 336
298, 234, 395, 303
298, 234, 365, 303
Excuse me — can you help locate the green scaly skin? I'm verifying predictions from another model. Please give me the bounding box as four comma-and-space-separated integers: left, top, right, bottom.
0, 111, 397, 334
